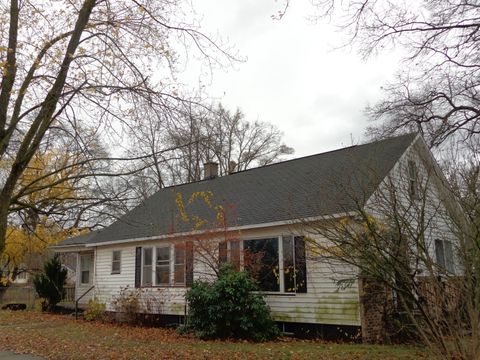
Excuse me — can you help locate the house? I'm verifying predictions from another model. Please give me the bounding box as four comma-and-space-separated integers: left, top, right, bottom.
52, 133, 460, 340
10, 262, 76, 286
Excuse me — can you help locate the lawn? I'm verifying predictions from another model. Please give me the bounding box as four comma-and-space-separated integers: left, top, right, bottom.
0, 311, 431, 360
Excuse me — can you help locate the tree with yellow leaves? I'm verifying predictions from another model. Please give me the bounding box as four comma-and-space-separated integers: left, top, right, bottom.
1, 220, 81, 285
1, 150, 87, 284
0, 0, 233, 255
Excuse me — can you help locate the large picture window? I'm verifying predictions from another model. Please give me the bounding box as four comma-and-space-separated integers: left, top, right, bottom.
239, 236, 307, 293
244, 238, 280, 292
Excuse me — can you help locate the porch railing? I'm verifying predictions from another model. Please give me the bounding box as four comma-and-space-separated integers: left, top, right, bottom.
62, 286, 75, 303
75, 285, 94, 320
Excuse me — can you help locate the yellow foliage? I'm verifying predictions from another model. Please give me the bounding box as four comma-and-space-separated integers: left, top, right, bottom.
0, 151, 85, 283
188, 191, 213, 207
2, 220, 79, 269
17, 152, 77, 204
174, 190, 226, 231
175, 192, 189, 223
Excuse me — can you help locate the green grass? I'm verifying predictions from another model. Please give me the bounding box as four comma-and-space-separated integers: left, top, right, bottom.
0, 311, 432, 359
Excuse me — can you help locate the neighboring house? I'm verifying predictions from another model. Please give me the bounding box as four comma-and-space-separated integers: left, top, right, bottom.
11, 268, 29, 285
52, 133, 460, 339
10, 260, 75, 286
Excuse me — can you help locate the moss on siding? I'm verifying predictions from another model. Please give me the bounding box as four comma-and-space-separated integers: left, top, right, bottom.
169, 303, 185, 314
315, 295, 359, 323
271, 312, 292, 322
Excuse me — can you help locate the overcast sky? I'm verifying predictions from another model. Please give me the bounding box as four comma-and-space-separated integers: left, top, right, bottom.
179, 1, 402, 158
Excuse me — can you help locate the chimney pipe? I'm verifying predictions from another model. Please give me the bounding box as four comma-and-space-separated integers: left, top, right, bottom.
228, 161, 237, 174
203, 161, 219, 180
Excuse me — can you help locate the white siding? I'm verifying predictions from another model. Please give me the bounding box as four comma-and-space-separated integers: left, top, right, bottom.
75, 251, 94, 305
266, 259, 359, 325
87, 225, 360, 326
94, 243, 187, 315
367, 137, 461, 274
241, 227, 360, 326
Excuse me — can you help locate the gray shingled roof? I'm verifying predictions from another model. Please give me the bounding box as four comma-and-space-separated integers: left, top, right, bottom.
58, 133, 417, 247
55, 230, 102, 246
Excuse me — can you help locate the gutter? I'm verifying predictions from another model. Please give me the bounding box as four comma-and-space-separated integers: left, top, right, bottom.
83, 211, 357, 248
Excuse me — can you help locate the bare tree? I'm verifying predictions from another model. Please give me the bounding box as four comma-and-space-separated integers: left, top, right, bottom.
125, 102, 294, 198
301, 145, 477, 357
304, 0, 480, 147
0, 0, 234, 253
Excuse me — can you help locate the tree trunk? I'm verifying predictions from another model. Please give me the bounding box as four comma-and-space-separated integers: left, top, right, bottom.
0, 0, 97, 253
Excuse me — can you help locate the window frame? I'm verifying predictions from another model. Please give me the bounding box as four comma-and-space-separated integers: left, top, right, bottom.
434, 239, 455, 274
79, 254, 91, 285
244, 237, 281, 292
155, 245, 171, 286
408, 160, 419, 199
139, 243, 190, 288
220, 235, 307, 294
111, 250, 121, 275
142, 247, 153, 286
174, 244, 186, 285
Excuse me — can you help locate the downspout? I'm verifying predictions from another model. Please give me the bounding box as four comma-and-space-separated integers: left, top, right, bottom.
93, 246, 97, 299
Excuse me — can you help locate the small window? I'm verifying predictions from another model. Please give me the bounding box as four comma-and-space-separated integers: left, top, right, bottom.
142, 248, 153, 286
156, 246, 170, 285
408, 160, 418, 199
435, 239, 454, 273
174, 244, 185, 285
111, 250, 121, 274
80, 254, 91, 284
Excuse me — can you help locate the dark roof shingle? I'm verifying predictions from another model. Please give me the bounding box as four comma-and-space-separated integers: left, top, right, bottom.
59, 133, 416, 246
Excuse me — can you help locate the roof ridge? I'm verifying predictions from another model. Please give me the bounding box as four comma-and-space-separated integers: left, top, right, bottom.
158, 132, 418, 191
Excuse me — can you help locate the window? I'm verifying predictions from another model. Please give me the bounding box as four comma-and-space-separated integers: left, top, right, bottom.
219, 240, 240, 271
230, 241, 241, 271
156, 246, 170, 285
174, 244, 185, 284
142, 248, 153, 286
408, 160, 418, 199
138, 243, 192, 287
283, 236, 295, 292
435, 239, 454, 273
220, 236, 307, 293
245, 238, 279, 292
80, 254, 91, 284
283, 236, 307, 293
111, 250, 121, 274
219, 241, 228, 265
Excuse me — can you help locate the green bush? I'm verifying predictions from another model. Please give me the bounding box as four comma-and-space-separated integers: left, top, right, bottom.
185, 263, 279, 341
33, 254, 67, 311
84, 299, 107, 322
